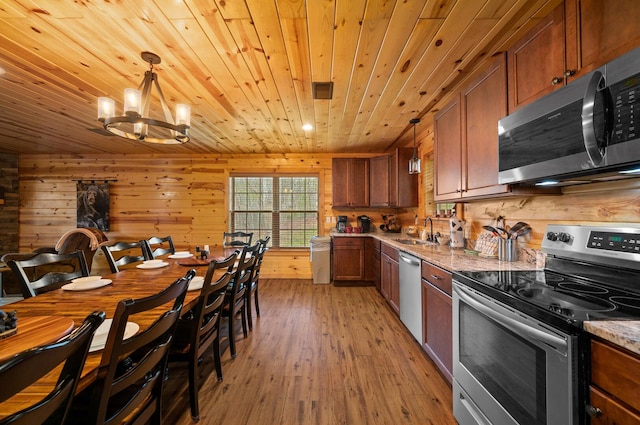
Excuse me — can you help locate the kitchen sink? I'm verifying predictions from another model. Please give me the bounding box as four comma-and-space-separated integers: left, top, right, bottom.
394, 238, 437, 246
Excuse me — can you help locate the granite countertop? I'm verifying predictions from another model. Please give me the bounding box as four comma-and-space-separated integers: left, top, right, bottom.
330, 229, 538, 272
330, 230, 640, 356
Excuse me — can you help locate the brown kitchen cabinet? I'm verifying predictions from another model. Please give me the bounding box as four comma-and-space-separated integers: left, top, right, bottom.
370, 148, 418, 208
434, 54, 558, 202
332, 158, 369, 208
366, 238, 380, 290
421, 261, 453, 384
507, 3, 567, 112
380, 243, 399, 314
587, 339, 640, 424
332, 237, 366, 281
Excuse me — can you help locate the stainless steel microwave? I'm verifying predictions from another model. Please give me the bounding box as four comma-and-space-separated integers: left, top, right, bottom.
498, 47, 640, 186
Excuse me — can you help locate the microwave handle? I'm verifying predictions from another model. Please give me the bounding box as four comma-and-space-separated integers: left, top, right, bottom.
454, 283, 567, 351
582, 70, 606, 166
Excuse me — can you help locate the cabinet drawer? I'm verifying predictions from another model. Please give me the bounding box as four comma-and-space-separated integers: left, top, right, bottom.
421, 262, 452, 295
589, 386, 640, 425
333, 237, 364, 247
591, 340, 640, 412
381, 243, 398, 261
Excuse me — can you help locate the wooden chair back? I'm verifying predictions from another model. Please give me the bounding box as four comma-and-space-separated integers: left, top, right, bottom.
222, 231, 253, 248
146, 236, 175, 258
0, 311, 105, 425
7, 250, 90, 298
100, 240, 152, 273
81, 269, 194, 425
169, 261, 235, 421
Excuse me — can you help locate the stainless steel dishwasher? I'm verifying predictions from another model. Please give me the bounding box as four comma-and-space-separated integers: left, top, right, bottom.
398, 251, 422, 343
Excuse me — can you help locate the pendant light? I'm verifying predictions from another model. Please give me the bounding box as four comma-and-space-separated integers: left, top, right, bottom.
97, 52, 190, 144
409, 118, 421, 174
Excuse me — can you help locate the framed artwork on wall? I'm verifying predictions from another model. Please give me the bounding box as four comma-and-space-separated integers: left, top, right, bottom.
77, 182, 110, 231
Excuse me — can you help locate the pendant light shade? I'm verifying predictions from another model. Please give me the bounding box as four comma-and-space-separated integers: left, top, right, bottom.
409, 118, 421, 174
97, 52, 190, 144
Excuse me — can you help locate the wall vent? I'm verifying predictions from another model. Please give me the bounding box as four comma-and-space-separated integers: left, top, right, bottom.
312, 82, 334, 99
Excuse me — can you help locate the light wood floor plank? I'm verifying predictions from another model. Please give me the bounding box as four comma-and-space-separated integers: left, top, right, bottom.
162, 279, 456, 424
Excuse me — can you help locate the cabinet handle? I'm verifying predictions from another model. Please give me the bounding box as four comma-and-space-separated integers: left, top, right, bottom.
551, 76, 563, 85
564, 69, 576, 78
585, 405, 602, 418
430, 274, 441, 280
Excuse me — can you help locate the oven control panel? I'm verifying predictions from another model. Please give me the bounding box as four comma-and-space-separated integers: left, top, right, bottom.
543, 224, 640, 271
588, 231, 640, 253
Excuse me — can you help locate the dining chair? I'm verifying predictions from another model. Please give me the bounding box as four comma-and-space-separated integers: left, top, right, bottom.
222, 231, 253, 248
100, 240, 152, 273
245, 236, 270, 330
7, 250, 90, 298
67, 269, 195, 425
0, 311, 105, 425
168, 251, 238, 422
222, 244, 257, 358
146, 235, 175, 258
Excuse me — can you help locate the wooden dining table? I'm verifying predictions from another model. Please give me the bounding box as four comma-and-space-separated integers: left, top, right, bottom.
0, 248, 236, 418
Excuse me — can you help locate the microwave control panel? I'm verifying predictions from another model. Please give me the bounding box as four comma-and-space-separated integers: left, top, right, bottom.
611, 72, 640, 143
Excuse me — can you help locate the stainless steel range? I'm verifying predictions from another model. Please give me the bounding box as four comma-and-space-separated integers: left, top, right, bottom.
452, 223, 640, 425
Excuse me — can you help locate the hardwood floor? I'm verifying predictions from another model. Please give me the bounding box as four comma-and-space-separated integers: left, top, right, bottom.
163, 279, 456, 424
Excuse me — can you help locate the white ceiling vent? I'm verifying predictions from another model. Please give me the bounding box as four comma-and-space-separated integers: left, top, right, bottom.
312, 82, 334, 99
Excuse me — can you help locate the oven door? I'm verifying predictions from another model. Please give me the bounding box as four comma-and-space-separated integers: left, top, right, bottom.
452, 281, 578, 425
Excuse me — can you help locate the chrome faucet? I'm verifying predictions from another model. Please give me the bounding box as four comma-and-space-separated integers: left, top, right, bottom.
424, 217, 434, 242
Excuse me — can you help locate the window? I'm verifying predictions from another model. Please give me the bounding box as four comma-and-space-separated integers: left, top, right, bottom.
229, 176, 319, 248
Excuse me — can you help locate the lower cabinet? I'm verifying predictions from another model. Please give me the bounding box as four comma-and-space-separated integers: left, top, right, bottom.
367, 238, 381, 290
332, 237, 365, 281
588, 339, 640, 423
380, 243, 399, 314
421, 261, 453, 384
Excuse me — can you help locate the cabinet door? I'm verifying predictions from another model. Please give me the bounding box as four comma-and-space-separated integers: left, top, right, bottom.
575, 0, 640, 73
332, 158, 351, 207
422, 279, 453, 384
507, 3, 566, 112
369, 155, 390, 207
349, 158, 370, 207
381, 253, 392, 302
392, 148, 418, 207
434, 95, 462, 201
332, 158, 370, 207
462, 53, 510, 198
389, 258, 399, 314
333, 238, 365, 280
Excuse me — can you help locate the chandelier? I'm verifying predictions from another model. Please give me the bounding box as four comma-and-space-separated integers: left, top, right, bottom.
97, 52, 190, 144
409, 118, 421, 174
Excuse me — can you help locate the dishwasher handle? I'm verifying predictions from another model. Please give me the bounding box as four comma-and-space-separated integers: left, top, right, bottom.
399, 252, 421, 266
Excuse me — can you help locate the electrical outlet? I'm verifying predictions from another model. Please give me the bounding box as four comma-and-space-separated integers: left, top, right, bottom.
326, 216, 331, 223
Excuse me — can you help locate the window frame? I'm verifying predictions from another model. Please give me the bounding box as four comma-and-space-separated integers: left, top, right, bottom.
228, 173, 321, 249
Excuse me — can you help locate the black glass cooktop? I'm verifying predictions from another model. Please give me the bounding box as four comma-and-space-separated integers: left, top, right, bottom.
454, 267, 640, 329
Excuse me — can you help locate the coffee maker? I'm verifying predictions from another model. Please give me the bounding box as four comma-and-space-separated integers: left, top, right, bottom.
357, 215, 371, 233
337, 215, 348, 233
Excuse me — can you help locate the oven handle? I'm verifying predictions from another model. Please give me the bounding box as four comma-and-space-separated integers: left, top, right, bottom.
454, 283, 567, 351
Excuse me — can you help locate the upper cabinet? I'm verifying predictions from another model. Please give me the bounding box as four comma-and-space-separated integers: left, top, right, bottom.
435, 54, 557, 202
507, 4, 567, 112
508, 0, 640, 112
370, 148, 418, 208
570, 0, 640, 73
332, 158, 370, 208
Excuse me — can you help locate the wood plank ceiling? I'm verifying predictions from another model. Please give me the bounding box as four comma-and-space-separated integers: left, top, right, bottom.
0, 0, 559, 155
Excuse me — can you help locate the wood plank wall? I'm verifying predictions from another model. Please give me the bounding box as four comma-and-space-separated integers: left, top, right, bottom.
16, 153, 419, 279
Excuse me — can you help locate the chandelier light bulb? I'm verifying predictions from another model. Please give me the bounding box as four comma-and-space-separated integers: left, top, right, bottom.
176, 104, 191, 126
97, 97, 115, 120
124, 88, 141, 115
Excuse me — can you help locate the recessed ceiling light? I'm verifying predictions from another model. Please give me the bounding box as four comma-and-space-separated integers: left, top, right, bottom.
0, 66, 6, 75
302, 124, 313, 131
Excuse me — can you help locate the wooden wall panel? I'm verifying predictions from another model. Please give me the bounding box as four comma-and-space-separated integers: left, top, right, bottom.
0, 155, 19, 254
17, 153, 399, 279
